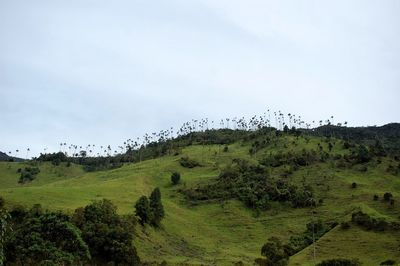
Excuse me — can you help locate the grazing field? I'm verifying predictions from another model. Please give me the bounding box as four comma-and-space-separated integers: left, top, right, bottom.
1, 134, 400, 265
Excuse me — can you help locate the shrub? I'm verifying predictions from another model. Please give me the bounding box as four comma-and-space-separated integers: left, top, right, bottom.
171, 172, 181, 185
260, 237, 289, 266
223, 146, 229, 152
179, 156, 200, 168
383, 192, 393, 202
0, 196, 4, 209
373, 195, 379, 201
149, 188, 165, 227
351, 182, 357, 189
316, 258, 361, 266
380, 259, 396, 265
135, 196, 151, 225
18, 167, 40, 183
351, 211, 388, 231
340, 222, 350, 229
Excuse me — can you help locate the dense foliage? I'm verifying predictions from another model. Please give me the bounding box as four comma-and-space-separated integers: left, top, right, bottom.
183, 159, 315, 210
135, 188, 165, 227
3, 200, 140, 265
72, 199, 140, 265
18, 166, 40, 183
316, 258, 361, 266
5, 205, 90, 265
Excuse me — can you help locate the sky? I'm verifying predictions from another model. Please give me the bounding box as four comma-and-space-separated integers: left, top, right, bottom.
1, 0, 399, 157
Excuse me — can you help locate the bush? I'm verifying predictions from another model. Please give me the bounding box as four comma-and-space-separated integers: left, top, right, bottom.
179, 156, 200, 168
373, 195, 379, 201
351, 182, 357, 189
149, 188, 165, 227
260, 237, 289, 266
351, 211, 388, 231
73, 199, 140, 265
223, 146, 229, 152
380, 259, 396, 265
316, 258, 361, 266
135, 196, 151, 225
340, 222, 350, 229
383, 192, 393, 202
18, 167, 40, 183
171, 172, 181, 185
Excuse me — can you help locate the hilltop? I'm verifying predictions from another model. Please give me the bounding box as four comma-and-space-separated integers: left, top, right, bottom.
0, 124, 400, 265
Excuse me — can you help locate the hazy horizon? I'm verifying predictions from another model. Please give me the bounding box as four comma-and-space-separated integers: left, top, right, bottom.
1, 0, 399, 157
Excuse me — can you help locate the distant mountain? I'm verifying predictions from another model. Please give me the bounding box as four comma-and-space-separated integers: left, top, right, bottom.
0, 151, 24, 162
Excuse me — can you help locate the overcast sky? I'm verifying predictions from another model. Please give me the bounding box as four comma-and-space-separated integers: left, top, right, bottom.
1, 0, 399, 157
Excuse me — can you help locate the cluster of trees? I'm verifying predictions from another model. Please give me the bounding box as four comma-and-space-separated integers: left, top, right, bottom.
1, 198, 140, 265
184, 159, 315, 210
351, 210, 400, 231
135, 188, 165, 227
256, 220, 336, 266
37, 152, 124, 172
259, 149, 319, 168
17, 166, 40, 183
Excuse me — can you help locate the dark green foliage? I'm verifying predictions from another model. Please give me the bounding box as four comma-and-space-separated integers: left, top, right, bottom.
73, 199, 140, 265
316, 258, 361, 266
223, 146, 229, 152
171, 172, 181, 185
5, 206, 90, 265
260, 237, 289, 266
135, 196, 151, 225
386, 163, 400, 175
37, 152, 123, 172
18, 166, 40, 183
286, 220, 332, 255
179, 156, 201, 168
149, 188, 165, 227
259, 149, 318, 168
38, 152, 67, 164
351, 211, 389, 231
373, 194, 379, 201
383, 192, 393, 202
351, 182, 357, 189
0, 200, 10, 265
0, 196, 4, 209
354, 145, 372, 163
183, 159, 314, 210
328, 142, 333, 152
380, 259, 396, 265
340, 221, 350, 229
311, 123, 400, 156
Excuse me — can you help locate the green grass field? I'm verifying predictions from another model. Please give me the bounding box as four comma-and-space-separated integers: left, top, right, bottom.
1, 137, 399, 265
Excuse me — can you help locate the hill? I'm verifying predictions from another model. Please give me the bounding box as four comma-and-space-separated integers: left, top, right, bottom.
0, 151, 25, 162
0, 125, 400, 265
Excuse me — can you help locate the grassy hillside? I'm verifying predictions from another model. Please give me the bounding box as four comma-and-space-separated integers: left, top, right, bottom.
1, 133, 400, 265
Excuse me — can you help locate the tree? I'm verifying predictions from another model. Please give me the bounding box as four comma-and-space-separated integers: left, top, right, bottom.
261, 237, 289, 266
72, 199, 140, 265
135, 196, 151, 225
356, 145, 371, 163
149, 188, 165, 227
6, 209, 90, 265
383, 192, 393, 202
171, 172, 181, 185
